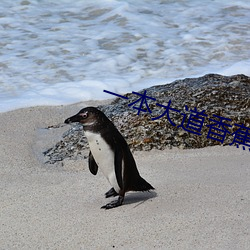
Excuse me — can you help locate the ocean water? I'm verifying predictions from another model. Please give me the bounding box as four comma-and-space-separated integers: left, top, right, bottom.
0, 0, 250, 112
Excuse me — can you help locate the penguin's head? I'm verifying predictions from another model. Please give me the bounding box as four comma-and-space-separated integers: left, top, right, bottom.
65, 107, 109, 129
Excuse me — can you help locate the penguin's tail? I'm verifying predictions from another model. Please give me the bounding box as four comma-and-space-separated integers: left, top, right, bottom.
132, 176, 154, 192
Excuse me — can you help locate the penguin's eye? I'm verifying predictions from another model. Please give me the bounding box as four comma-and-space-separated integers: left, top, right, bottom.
79, 112, 88, 119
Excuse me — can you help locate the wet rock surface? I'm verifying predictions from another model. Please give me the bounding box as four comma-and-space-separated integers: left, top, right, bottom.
43, 74, 250, 164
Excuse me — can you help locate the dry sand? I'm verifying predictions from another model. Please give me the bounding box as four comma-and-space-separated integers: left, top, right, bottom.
0, 101, 249, 250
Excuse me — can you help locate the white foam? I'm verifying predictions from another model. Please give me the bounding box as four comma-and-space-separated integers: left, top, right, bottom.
0, 0, 249, 112
218, 60, 250, 76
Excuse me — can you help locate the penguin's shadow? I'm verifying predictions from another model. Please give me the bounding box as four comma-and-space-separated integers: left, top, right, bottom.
123, 191, 157, 208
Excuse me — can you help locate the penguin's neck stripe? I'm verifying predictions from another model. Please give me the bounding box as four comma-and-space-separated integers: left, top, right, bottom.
82, 121, 95, 126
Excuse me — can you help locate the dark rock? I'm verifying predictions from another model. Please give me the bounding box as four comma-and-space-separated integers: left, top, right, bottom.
43, 74, 250, 164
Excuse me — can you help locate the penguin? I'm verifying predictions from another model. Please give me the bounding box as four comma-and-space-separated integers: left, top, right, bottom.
65, 107, 154, 209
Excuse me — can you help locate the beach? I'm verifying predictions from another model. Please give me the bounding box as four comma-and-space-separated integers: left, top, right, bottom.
0, 101, 249, 249
1, 0, 250, 248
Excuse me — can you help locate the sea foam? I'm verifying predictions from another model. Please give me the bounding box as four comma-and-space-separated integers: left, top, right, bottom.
0, 0, 249, 112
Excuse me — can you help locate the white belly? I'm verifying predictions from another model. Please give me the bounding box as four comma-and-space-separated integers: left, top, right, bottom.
85, 131, 120, 193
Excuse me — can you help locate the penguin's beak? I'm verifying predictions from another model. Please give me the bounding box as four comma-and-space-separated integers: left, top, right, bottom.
64, 114, 81, 124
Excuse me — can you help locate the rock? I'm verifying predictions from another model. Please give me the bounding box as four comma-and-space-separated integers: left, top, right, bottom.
43, 74, 250, 164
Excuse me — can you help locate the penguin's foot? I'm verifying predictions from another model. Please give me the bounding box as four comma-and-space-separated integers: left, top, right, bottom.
101, 196, 124, 209
105, 187, 118, 198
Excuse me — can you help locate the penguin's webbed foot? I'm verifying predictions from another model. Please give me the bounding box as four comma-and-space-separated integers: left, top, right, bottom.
101, 196, 124, 209
105, 187, 118, 198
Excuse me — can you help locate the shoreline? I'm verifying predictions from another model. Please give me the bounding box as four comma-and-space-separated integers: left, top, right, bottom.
0, 101, 249, 249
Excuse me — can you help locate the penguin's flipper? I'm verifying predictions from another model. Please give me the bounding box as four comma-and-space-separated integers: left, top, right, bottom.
114, 146, 124, 190
88, 151, 98, 175
105, 187, 118, 198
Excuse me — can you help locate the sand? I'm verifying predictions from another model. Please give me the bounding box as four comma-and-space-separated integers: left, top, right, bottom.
0, 101, 249, 250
